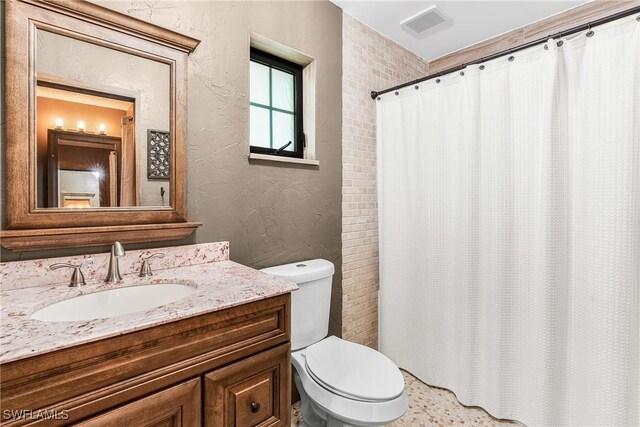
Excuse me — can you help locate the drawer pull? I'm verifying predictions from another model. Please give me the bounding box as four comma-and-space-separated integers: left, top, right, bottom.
250, 402, 261, 413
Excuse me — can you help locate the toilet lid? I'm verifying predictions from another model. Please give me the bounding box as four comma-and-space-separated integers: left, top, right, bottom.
304, 336, 404, 402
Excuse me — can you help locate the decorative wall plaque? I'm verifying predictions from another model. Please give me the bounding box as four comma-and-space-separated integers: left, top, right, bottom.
147, 129, 170, 179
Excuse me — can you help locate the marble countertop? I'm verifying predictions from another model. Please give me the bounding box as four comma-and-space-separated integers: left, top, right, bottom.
0, 260, 297, 364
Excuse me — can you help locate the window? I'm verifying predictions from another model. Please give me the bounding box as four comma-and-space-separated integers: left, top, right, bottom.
250, 48, 303, 158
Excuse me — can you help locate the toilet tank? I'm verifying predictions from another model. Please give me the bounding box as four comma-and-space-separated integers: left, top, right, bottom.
261, 259, 334, 351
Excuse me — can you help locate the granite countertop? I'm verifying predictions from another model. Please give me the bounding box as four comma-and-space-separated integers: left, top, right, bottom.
0, 260, 297, 364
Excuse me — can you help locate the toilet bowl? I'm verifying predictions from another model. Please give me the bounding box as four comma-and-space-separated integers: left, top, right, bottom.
292, 337, 408, 426
261, 260, 408, 427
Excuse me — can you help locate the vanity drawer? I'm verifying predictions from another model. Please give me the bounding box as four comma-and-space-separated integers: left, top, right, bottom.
233, 371, 273, 426
204, 344, 290, 427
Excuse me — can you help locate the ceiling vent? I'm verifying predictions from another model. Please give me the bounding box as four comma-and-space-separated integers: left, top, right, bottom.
401, 6, 450, 39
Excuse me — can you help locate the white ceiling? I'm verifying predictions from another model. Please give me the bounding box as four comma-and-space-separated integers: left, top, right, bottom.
37, 86, 133, 111
331, 0, 591, 61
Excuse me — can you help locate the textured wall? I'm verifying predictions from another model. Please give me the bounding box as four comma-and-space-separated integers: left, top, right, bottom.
1, 1, 343, 336
341, 13, 429, 349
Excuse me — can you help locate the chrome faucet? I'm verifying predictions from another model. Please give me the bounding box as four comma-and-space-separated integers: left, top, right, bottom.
105, 241, 126, 283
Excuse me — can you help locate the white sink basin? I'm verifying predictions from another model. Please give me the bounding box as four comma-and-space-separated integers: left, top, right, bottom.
31, 284, 197, 322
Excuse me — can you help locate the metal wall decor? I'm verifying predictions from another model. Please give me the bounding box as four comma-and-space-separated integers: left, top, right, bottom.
147, 129, 170, 180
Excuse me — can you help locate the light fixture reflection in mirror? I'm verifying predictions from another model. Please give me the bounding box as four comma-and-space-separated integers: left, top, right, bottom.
98, 123, 106, 135
77, 120, 85, 132
55, 118, 63, 129
63, 199, 92, 209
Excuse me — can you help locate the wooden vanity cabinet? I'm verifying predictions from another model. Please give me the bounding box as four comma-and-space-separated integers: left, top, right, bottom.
0, 294, 291, 427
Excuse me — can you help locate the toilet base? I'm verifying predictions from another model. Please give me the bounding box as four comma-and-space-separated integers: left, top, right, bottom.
294, 370, 385, 427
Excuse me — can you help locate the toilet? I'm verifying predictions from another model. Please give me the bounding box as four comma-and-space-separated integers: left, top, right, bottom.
261, 259, 408, 427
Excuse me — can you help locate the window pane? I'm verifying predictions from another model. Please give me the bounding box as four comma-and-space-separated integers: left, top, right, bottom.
272, 111, 294, 151
272, 68, 294, 112
250, 105, 270, 148
250, 61, 270, 106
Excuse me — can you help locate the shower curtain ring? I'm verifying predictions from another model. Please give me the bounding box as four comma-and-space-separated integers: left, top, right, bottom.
586, 22, 594, 37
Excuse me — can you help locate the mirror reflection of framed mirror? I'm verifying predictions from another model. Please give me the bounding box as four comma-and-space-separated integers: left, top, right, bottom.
2, 0, 201, 251
36, 29, 171, 209
47, 127, 122, 208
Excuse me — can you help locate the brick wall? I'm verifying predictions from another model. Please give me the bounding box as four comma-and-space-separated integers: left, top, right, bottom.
341, 13, 429, 348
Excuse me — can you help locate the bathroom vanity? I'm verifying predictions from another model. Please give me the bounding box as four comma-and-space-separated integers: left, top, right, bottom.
0, 243, 297, 426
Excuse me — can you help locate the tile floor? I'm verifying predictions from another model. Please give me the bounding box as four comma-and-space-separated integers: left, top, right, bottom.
291, 370, 521, 427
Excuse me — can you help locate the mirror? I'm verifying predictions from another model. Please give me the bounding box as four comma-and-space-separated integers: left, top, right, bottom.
35, 29, 171, 208
2, 0, 201, 251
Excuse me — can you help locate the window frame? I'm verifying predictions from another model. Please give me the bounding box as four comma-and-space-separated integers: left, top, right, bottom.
249, 48, 304, 159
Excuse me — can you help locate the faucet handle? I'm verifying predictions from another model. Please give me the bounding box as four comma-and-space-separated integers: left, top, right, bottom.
139, 253, 165, 277
49, 263, 86, 287
143, 253, 165, 261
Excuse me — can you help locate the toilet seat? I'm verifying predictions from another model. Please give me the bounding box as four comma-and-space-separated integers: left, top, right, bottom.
292, 338, 409, 426
305, 336, 405, 402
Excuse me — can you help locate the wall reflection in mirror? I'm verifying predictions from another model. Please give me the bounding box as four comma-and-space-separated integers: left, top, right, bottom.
35, 29, 171, 209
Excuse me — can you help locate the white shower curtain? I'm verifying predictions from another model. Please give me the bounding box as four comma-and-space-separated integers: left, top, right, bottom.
377, 15, 639, 427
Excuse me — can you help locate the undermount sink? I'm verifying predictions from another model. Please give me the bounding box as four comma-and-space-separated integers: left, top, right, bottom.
31, 284, 197, 322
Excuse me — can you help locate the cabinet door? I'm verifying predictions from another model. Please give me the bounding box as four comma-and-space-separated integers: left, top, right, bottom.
204, 344, 290, 427
75, 378, 201, 427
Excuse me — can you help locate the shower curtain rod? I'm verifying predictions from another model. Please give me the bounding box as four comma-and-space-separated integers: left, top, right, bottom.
370, 5, 640, 100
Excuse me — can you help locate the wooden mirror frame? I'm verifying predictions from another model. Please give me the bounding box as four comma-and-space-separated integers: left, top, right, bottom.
1, 0, 202, 250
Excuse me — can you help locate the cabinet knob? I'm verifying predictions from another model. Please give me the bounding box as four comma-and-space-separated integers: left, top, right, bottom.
250, 402, 261, 413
